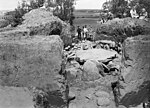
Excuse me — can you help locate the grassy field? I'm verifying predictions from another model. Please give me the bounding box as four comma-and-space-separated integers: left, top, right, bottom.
74, 18, 99, 30
74, 9, 100, 18
73, 9, 100, 30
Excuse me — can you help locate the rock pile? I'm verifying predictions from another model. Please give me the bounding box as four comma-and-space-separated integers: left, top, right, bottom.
64, 40, 122, 108
64, 32, 148, 108
1, 8, 150, 108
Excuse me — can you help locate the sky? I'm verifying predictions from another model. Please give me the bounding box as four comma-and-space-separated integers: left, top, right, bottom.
75, 0, 106, 9
0, 0, 21, 10
0, 0, 106, 10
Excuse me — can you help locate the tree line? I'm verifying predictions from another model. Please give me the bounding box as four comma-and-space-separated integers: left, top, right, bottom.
5, 0, 75, 27
102, 0, 150, 18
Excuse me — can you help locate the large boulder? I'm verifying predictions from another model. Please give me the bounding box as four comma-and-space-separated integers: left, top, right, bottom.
0, 35, 63, 92
0, 86, 34, 108
95, 18, 150, 42
97, 97, 111, 107
119, 35, 150, 107
83, 60, 102, 81
76, 49, 117, 61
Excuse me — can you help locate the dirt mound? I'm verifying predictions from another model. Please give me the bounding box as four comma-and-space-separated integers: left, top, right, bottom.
17, 8, 71, 46
0, 35, 63, 92
119, 35, 150, 107
19, 8, 71, 46
95, 18, 150, 43
20, 8, 61, 34
0, 8, 71, 46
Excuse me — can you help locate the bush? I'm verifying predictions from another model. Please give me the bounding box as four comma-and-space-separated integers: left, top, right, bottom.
95, 18, 150, 43
0, 19, 9, 28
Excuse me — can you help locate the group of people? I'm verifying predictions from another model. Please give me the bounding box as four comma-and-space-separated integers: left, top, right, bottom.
130, 6, 148, 20
76, 25, 93, 41
98, 12, 114, 24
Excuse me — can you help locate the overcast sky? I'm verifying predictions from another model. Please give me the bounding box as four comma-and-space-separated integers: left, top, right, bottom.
0, 0, 21, 10
0, 0, 106, 10
75, 0, 106, 9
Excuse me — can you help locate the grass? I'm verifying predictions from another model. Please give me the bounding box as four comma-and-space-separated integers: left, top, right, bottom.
73, 9, 100, 30
74, 10, 100, 19
73, 18, 99, 31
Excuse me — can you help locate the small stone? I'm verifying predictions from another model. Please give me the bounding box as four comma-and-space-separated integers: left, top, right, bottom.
83, 44, 89, 50
84, 88, 95, 100
69, 103, 77, 108
95, 91, 110, 98
118, 105, 127, 108
66, 67, 78, 77
55, 75, 64, 80
97, 97, 111, 107
104, 44, 110, 50
85, 94, 92, 100
70, 60, 81, 68
83, 102, 97, 108
98, 106, 104, 108
69, 91, 76, 100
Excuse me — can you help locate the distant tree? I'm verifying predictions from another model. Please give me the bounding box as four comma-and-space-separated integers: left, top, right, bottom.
53, 0, 75, 25
102, 0, 130, 18
5, 0, 75, 26
129, 0, 150, 17
110, 0, 129, 18
27, 0, 45, 10
5, 1, 28, 27
102, 1, 112, 12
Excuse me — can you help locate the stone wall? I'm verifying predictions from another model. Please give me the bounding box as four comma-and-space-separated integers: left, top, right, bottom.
119, 35, 150, 107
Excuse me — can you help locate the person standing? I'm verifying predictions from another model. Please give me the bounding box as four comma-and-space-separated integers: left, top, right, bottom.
77, 26, 82, 41
83, 25, 88, 40
81, 26, 85, 41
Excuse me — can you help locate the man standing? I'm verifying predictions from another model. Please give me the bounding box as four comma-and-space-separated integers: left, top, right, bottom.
83, 25, 88, 40
77, 26, 82, 41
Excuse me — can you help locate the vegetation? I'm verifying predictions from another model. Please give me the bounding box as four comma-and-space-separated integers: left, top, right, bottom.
102, 0, 150, 18
5, 0, 75, 27
53, 0, 75, 25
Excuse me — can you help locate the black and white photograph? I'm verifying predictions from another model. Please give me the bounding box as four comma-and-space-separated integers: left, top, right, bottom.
0, 0, 150, 108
